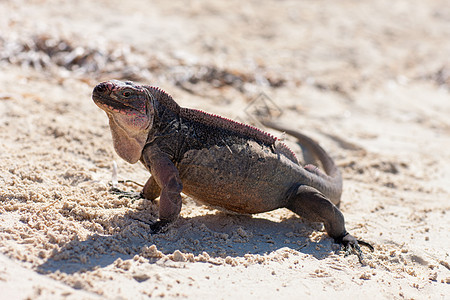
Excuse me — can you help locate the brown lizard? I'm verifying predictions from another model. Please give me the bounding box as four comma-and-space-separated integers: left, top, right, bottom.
92, 80, 372, 259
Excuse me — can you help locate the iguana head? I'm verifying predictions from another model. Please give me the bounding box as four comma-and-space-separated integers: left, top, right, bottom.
92, 80, 154, 163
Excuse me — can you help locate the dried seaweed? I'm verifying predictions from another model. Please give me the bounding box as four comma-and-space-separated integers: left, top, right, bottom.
0, 34, 286, 92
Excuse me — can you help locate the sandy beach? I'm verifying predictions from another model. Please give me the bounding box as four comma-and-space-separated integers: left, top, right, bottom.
0, 0, 449, 298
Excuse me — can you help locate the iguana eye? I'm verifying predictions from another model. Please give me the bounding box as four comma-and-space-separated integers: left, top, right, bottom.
122, 91, 131, 98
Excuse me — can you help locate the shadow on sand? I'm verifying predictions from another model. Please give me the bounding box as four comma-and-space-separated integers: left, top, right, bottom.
38, 206, 337, 275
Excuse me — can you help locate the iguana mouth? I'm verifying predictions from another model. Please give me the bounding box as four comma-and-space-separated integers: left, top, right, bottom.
92, 90, 144, 116
93, 93, 131, 112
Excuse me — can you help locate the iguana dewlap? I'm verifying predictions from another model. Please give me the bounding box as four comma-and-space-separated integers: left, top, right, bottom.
92, 80, 371, 256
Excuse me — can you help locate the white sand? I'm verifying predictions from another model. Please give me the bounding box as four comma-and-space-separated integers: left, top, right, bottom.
0, 0, 449, 298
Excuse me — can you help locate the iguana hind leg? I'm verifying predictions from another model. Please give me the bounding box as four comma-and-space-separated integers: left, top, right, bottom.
286, 185, 369, 260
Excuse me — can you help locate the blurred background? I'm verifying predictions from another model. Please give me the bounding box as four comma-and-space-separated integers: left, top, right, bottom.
1, 0, 449, 100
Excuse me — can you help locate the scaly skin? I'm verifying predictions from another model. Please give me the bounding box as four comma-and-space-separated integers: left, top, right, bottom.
92, 80, 372, 259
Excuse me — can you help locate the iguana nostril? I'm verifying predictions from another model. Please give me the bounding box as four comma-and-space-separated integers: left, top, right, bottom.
94, 82, 112, 93
95, 83, 106, 93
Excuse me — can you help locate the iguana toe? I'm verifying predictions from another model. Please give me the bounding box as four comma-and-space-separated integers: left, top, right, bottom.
129, 217, 171, 234
336, 232, 374, 264
110, 187, 144, 201
149, 220, 171, 234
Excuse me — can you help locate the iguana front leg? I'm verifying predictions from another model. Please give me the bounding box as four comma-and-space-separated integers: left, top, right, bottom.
141, 176, 161, 201
142, 145, 183, 232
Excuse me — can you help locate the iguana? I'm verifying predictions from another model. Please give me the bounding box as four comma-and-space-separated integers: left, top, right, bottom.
92, 80, 372, 258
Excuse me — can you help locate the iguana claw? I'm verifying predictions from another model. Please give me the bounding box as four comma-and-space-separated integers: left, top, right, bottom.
337, 233, 374, 264
130, 217, 171, 234
109, 187, 144, 201
149, 220, 171, 233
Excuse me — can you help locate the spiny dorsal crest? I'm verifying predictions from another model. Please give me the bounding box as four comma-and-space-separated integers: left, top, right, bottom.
145, 85, 296, 159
